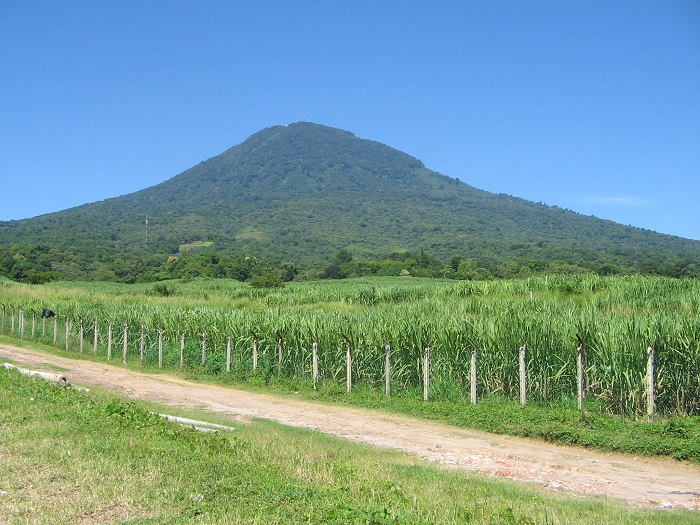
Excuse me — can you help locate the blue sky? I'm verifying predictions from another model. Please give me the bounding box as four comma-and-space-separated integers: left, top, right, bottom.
2, 1, 699, 240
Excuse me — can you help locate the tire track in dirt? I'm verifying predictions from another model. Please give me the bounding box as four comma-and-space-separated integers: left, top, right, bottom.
2, 343, 699, 510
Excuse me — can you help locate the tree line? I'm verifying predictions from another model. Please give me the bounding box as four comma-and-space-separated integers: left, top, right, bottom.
1, 242, 698, 286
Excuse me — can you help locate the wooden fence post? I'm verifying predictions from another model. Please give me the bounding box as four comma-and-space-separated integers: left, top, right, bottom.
18, 309, 23, 338
31, 312, 36, 340
122, 323, 128, 364
158, 330, 164, 369
140, 324, 145, 363
312, 342, 319, 390
64, 316, 69, 350
53, 315, 57, 344
180, 332, 185, 369
226, 336, 231, 373
576, 334, 585, 411
252, 334, 259, 371
385, 343, 391, 397
201, 333, 207, 365
646, 346, 655, 417
470, 345, 477, 405
42, 315, 46, 338
423, 342, 430, 402
344, 335, 352, 394
93, 319, 98, 355
277, 333, 284, 367
519, 344, 527, 406
10, 309, 15, 334
79, 318, 84, 353
107, 322, 112, 360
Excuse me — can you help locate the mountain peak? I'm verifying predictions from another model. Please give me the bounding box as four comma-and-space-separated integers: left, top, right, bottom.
232, 121, 421, 168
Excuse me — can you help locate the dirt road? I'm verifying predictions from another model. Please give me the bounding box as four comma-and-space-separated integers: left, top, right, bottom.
2, 343, 699, 511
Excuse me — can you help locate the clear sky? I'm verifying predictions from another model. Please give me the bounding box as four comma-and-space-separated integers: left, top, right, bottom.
2, 1, 699, 240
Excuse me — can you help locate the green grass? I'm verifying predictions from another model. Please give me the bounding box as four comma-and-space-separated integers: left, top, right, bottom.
1, 366, 697, 525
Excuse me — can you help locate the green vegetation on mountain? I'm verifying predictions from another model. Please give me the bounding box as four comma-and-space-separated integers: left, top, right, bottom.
1, 122, 698, 282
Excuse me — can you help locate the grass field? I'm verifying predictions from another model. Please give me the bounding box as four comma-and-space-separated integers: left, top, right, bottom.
1, 365, 698, 524
2, 274, 699, 417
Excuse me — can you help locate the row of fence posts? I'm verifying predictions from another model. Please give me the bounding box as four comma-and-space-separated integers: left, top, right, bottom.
6, 308, 59, 343
2, 309, 657, 415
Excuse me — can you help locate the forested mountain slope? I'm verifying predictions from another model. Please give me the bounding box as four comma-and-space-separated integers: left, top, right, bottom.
1, 122, 698, 281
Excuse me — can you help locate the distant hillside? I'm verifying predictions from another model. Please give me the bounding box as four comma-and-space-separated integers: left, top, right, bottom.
1, 122, 698, 281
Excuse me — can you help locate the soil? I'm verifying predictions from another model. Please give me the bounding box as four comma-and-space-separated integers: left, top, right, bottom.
2, 343, 700, 511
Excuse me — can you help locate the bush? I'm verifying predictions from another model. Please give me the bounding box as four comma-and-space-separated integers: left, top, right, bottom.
248, 272, 285, 289
152, 283, 173, 296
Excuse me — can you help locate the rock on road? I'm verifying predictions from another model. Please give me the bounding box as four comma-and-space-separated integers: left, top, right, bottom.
2, 343, 699, 511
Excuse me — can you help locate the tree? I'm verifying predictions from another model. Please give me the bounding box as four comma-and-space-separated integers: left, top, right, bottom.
456, 260, 493, 281
333, 249, 353, 264
321, 249, 353, 279
321, 262, 345, 279
280, 262, 298, 282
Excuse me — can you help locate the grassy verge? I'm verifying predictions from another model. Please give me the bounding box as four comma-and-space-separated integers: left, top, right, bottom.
1, 367, 698, 524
